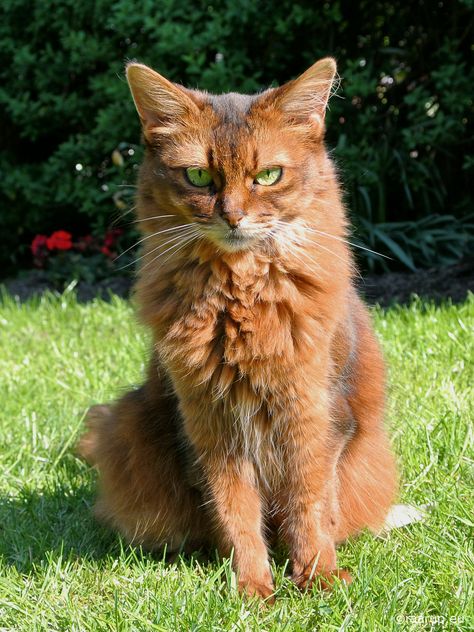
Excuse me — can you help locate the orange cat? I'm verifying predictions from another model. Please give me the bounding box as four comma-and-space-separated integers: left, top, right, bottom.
79, 58, 397, 601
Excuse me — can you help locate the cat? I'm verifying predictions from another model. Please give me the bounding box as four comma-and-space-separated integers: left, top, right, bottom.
79, 57, 397, 601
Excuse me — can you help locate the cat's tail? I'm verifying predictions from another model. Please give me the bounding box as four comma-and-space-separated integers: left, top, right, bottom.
77, 404, 112, 465
336, 428, 398, 541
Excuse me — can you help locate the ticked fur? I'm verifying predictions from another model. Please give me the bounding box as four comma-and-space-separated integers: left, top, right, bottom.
79, 57, 397, 600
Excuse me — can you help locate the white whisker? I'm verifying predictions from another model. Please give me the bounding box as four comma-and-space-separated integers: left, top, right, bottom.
139, 231, 201, 273
271, 219, 363, 279
158, 233, 205, 270
134, 214, 176, 223
110, 204, 138, 226
297, 230, 362, 279
117, 225, 198, 271
305, 225, 390, 260
269, 222, 326, 274
114, 223, 196, 262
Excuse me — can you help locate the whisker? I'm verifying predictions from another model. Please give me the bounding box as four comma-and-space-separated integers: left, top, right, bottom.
139, 231, 201, 273
304, 226, 391, 260
116, 226, 198, 271
156, 232, 204, 270
273, 220, 362, 279
287, 241, 326, 273
110, 204, 138, 227
298, 233, 362, 279
134, 214, 176, 223
310, 239, 361, 277
113, 223, 195, 262
292, 246, 326, 274
269, 224, 326, 274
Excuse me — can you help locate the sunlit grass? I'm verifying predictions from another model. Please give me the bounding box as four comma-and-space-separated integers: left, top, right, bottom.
0, 289, 472, 630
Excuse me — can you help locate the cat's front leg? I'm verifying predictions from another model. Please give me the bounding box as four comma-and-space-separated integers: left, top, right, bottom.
201, 455, 275, 600
278, 409, 352, 591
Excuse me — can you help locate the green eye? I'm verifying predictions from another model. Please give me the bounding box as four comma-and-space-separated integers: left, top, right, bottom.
254, 167, 282, 186
185, 167, 213, 187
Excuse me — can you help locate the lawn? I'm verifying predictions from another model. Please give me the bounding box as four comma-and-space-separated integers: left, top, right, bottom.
0, 289, 472, 631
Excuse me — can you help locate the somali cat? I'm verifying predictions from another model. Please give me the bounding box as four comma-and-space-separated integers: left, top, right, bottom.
79, 58, 397, 600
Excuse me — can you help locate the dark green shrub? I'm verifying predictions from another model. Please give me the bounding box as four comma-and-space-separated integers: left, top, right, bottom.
0, 0, 472, 274
357, 214, 474, 272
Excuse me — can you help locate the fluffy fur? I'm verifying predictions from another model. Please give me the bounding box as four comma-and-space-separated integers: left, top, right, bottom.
79, 58, 397, 600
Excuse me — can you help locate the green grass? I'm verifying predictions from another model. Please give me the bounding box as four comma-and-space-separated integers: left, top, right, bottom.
0, 289, 472, 631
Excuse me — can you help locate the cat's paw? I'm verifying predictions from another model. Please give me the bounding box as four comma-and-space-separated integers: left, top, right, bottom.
238, 577, 275, 602
293, 567, 352, 591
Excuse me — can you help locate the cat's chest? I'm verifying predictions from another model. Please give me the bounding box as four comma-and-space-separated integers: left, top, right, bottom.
162, 258, 303, 381
220, 284, 293, 365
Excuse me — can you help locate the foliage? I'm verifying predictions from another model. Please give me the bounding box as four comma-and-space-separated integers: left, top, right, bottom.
30, 228, 129, 285
356, 214, 474, 272
0, 0, 472, 274
0, 291, 472, 628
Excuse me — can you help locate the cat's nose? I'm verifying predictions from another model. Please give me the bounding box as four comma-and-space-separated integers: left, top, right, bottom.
222, 208, 245, 228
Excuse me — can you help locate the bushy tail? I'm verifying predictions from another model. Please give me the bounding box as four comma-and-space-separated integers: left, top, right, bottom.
336, 429, 398, 541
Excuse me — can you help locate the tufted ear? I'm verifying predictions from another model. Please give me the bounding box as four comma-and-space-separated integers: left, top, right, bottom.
126, 63, 201, 137
271, 57, 337, 132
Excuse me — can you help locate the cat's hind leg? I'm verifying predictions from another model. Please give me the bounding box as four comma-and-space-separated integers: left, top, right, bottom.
78, 387, 208, 553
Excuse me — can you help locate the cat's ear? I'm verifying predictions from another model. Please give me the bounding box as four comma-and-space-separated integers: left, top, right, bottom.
126, 63, 200, 138
271, 58, 337, 133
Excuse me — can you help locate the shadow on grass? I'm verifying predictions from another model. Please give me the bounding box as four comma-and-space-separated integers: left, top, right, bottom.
0, 483, 212, 573
0, 484, 117, 571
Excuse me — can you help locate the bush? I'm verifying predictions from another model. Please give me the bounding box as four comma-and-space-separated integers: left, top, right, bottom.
30, 228, 130, 285
0, 0, 472, 274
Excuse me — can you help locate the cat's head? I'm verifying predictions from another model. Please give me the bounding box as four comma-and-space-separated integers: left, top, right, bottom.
127, 58, 339, 254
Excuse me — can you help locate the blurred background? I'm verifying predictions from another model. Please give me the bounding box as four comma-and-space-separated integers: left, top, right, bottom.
0, 0, 472, 292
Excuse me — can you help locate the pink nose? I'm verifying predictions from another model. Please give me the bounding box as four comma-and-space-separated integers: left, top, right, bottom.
222, 208, 244, 227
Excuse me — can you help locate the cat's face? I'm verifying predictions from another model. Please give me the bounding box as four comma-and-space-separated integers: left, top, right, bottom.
127, 59, 337, 253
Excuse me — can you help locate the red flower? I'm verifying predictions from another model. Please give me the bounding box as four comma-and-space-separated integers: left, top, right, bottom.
46, 230, 72, 251
31, 234, 48, 256
101, 245, 113, 257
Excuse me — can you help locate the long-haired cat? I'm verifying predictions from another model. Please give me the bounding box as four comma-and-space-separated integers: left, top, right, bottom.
79, 57, 397, 600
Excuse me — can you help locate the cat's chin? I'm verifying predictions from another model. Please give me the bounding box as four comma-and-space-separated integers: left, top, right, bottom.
219, 235, 257, 253
205, 228, 262, 253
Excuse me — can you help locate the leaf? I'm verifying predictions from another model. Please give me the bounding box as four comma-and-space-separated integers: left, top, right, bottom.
373, 227, 417, 271
357, 186, 373, 220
